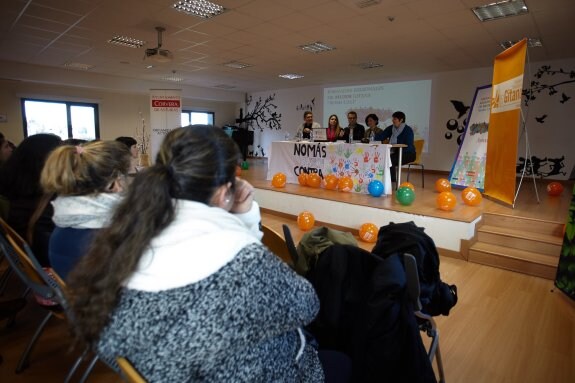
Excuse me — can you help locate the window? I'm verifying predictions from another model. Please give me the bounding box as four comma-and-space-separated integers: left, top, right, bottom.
21, 98, 100, 140
181, 110, 214, 127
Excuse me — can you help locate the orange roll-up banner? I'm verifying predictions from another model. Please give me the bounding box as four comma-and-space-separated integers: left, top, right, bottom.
484, 39, 527, 205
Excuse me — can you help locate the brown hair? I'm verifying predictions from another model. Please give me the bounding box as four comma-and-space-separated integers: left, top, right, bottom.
41, 141, 130, 196
66, 126, 240, 348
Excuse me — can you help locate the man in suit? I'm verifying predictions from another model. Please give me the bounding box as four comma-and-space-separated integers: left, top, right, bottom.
341, 111, 365, 142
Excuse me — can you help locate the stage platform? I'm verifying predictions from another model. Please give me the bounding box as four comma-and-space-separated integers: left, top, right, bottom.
243, 158, 572, 257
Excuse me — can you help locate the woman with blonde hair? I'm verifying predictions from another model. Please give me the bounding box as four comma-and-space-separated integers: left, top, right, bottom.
41, 140, 130, 279
66, 126, 326, 382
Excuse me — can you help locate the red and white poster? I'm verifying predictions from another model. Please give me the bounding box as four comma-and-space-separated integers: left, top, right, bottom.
150, 89, 182, 160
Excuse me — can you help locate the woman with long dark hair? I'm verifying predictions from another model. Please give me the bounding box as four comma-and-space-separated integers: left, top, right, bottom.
66, 126, 324, 382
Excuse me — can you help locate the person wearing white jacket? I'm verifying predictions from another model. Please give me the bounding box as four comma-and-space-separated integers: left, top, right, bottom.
65, 126, 326, 382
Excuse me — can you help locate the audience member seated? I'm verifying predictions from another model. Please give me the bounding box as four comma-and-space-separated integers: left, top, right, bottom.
0, 134, 62, 266
0, 132, 14, 165
299, 111, 321, 139
363, 113, 383, 142
41, 141, 130, 279
115, 136, 140, 174
326, 114, 343, 142
341, 111, 365, 142
378, 111, 416, 182
65, 126, 327, 382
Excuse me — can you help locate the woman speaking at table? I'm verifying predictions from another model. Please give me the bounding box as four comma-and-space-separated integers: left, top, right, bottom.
326, 114, 344, 142
378, 111, 416, 182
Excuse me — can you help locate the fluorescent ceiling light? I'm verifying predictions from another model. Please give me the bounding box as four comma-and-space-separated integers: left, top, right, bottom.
500, 37, 542, 49
163, 74, 184, 82
223, 61, 252, 69
173, 0, 225, 19
108, 35, 146, 48
213, 84, 236, 89
472, 0, 528, 22
63, 62, 94, 70
357, 62, 384, 69
279, 73, 304, 80
299, 41, 336, 54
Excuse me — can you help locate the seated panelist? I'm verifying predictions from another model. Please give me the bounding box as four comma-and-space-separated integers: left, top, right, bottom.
378, 111, 416, 182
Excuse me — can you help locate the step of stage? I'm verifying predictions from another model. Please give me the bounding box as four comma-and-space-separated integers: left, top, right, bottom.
468, 242, 559, 280
477, 224, 563, 257
469, 212, 564, 279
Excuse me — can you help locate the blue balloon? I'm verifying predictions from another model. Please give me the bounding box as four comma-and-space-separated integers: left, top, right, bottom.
368, 180, 384, 197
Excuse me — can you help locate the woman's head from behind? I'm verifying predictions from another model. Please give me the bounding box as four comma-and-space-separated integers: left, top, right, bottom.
41, 140, 131, 196
0, 134, 62, 199
156, 126, 240, 206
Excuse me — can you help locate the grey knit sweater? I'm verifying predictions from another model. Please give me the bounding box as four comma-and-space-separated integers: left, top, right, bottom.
97, 243, 324, 382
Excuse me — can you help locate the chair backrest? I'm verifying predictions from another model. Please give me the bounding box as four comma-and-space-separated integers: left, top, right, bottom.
403, 254, 423, 311
281, 224, 300, 267
0, 217, 66, 307
116, 357, 147, 383
261, 224, 293, 265
413, 139, 424, 164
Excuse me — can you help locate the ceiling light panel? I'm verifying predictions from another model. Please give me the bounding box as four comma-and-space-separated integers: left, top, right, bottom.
64, 62, 94, 70
173, 0, 226, 19
357, 62, 384, 69
472, 0, 528, 22
108, 35, 146, 48
279, 73, 304, 80
500, 37, 542, 49
223, 61, 252, 69
299, 41, 336, 54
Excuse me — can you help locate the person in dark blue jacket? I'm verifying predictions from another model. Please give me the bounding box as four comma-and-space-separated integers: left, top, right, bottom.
40, 141, 131, 280
376, 111, 416, 182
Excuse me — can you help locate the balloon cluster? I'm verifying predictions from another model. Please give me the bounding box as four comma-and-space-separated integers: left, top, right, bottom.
433, 178, 484, 211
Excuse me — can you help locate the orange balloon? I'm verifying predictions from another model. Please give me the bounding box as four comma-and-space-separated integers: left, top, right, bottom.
437, 191, 457, 211
359, 223, 378, 243
546, 182, 564, 196
435, 178, 452, 193
297, 173, 308, 186
461, 187, 482, 206
307, 173, 322, 188
399, 181, 415, 191
271, 172, 286, 188
235, 165, 242, 177
324, 174, 339, 190
338, 176, 354, 192
297, 211, 315, 231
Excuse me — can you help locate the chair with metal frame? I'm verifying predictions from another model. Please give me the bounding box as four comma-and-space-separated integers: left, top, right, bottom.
405, 139, 425, 188
0, 217, 118, 382
261, 223, 293, 266
403, 253, 445, 383
116, 356, 148, 383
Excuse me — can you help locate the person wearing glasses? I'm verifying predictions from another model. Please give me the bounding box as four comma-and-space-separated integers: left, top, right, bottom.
378, 111, 416, 182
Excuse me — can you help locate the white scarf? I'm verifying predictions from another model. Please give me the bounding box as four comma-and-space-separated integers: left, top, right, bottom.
51, 193, 122, 229
126, 200, 263, 292
390, 123, 405, 144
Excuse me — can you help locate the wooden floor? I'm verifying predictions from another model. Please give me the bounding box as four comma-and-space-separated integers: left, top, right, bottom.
1, 160, 573, 382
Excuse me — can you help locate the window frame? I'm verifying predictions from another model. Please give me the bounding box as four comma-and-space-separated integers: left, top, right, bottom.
21, 98, 100, 139
181, 109, 215, 126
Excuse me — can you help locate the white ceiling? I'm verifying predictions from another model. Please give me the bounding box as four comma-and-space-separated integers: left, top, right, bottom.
0, 0, 574, 93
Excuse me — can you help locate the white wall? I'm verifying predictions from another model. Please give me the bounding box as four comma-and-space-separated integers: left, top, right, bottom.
248, 57, 575, 180
0, 79, 240, 144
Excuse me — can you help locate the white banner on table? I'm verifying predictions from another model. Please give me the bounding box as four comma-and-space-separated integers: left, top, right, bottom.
150, 89, 182, 161
268, 141, 392, 195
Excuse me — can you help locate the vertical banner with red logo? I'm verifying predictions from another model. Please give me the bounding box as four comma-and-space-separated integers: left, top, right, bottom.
484, 39, 527, 205
150, 89, 182, 161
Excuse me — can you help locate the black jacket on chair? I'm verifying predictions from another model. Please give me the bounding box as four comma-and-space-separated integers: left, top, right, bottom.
306, 244, 436, 383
